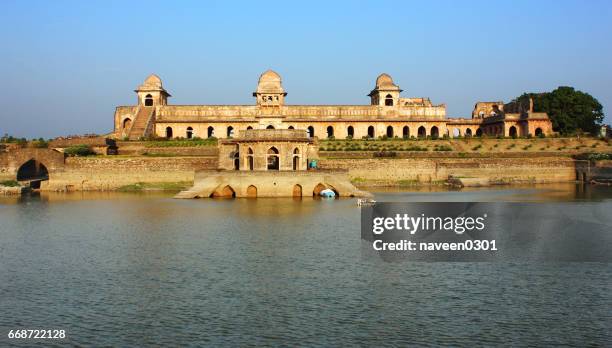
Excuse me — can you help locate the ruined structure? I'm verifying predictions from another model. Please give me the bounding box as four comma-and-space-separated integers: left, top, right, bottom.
114, 71, 553, 141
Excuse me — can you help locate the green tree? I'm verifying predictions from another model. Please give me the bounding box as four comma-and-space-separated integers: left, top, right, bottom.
516, 87, 604, 135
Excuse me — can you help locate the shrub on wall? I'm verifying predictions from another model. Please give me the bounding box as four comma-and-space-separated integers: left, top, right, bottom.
64, 145, 95, 157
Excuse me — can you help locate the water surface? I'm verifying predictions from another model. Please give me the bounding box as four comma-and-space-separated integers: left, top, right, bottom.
1, 184, 611, 346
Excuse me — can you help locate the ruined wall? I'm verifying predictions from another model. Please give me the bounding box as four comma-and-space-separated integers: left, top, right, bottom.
318, 157, 576, 184
45, 156, 217, 191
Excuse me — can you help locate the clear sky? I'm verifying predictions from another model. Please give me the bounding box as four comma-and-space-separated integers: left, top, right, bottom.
1, 0, 611, 138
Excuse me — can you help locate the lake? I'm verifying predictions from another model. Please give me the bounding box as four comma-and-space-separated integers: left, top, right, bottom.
1, 184, 611, 346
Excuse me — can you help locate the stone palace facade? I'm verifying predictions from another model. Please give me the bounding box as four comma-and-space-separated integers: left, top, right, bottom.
113, 71, 553, 140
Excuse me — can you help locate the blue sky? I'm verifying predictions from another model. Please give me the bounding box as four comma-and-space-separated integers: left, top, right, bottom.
1, 0, 611, 138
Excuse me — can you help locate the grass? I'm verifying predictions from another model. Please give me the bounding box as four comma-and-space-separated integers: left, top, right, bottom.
0, 180, 20, 187
117, 181, 192, 191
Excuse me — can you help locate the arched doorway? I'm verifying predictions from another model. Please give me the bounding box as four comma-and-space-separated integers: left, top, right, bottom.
186, 127, 194, 139
386, 126, 394, 138
385, 94, 393, 106
367, 126, 375, 138
227, 126, 234, 138
292, 148, 300, 170
327, 126, 334, 138
347, 126, 354, 138
233, 151, 239, 170
509, 126, 517, 137
266, 125, 275, 130
535, 128, 543, 136
418, 126, 426, 138
246, 126, 253, 130
288, 126, 294, 130
207, 126, 214, 138
247, 147, 254, 170
476, 128, 483, 137
293, 184, 302, 197
211, 185, 235, 198
247, 185, 257, 198
402, 126, 409, 138
465, 128, 473, 137
17, 159, 49, 189
313, 183, 327, 196
122, 118, 132, 130
452, 128, 460, 137
165, 127, 173, 138
307, 126, 314, 138
144, 94, 153, 106
267, 147, 279, 170
431, 126, 439, 139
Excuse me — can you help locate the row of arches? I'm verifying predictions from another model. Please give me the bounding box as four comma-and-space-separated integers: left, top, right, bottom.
160, 124, 546, 140
210, 183, 335, 198
234, 147, 301, 171
308, 125, 440, 139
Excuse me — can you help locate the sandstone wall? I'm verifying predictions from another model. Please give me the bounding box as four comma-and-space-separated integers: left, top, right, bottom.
46, 156, 216, 191
318, 157, 575, 184
25, 155, 577, 191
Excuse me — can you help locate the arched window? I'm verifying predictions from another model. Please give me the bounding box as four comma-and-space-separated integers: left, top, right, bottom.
122, 118, 132, 129
186, 127, 194, 139
431, 126, 439, 139
288, 126, 294, 130
368, 126, 375, 138
465, 128, 473, 137
266, 125, 275, 130
144, 94, 153, 106
165, 126, 173, 138
418, 126, 426, 138
347, 126, 354, 138
207, 126, 214, 138
385, 94, 393, 106
326, 126, 334, 138
267, 147, 279, 170
509, 126, 517, 137
386, 126, 394, 138
402, 126, 409, 138
307, 126, 314, 138
246, 126, 253, 130
227, 126, 234, 138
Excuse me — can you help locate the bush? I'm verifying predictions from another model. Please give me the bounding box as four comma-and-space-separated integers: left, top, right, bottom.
0, 180, 20, 187
64, 145, 95, 157
374, 151, 397, 158
32, 138, 49, 148
434, 145, 453, 151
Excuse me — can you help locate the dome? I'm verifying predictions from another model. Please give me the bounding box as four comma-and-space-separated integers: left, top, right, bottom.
375, 73, 397, 88
255, 70, 285, 94
143, 74, 162, 88
258, 70, 281, 83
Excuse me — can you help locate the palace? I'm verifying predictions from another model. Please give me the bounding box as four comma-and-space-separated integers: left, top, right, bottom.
113, 70, 553, 141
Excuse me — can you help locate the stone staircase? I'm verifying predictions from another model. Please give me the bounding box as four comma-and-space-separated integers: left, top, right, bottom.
127, 106, 155, 140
